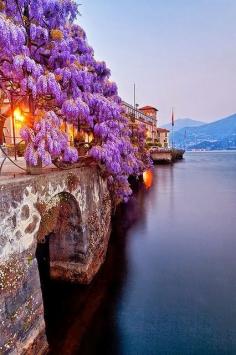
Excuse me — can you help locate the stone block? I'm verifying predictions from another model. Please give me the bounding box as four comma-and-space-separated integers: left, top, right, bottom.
0, 166, 111, 354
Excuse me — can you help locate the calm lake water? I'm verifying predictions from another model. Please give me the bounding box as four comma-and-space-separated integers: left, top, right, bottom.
46, 151, 236, 355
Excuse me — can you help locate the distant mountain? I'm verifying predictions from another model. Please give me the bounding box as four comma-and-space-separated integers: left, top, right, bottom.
189, 136, 236, 150
173, 113, 236, 150
163, 118, 204, 131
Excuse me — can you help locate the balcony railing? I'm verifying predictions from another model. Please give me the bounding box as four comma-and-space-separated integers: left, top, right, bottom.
122, 101, 154, 125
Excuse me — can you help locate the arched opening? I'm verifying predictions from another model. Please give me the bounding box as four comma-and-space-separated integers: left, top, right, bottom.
36, 192, 84, 320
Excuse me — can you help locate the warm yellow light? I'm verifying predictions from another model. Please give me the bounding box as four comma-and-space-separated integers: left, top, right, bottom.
84, 132, 94, 143
143, 169, 153, 189
67, 125, 73, 137
88, 132, 94, 143
14, 108, 25, 124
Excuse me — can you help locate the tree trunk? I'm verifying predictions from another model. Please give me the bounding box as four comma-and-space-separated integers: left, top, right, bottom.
0, 117, 6, 145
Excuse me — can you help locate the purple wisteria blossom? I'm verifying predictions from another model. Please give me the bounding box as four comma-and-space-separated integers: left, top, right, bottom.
21, 111, 78, 165
0, 0, 150, 203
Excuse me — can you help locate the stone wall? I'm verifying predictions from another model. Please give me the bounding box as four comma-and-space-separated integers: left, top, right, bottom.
151, 151, 172, 163
0, 166, 111, 354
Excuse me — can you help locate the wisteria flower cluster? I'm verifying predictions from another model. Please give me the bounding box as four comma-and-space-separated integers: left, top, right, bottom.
0, 0, 150, 203
130, 123, 153, 173
21, 111, 78, 165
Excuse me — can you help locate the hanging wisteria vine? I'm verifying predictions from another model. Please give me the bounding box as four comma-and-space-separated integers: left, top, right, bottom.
0, 0, 151, 203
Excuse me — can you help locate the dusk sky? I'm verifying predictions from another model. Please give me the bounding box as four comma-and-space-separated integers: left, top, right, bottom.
80, 0, 236, 125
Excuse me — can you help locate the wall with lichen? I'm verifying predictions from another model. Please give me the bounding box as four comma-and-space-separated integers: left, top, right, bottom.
0, 166, 111, 354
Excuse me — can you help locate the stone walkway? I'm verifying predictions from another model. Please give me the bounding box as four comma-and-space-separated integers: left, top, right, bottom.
0, 156, 95, 184
0, 157, 57, 183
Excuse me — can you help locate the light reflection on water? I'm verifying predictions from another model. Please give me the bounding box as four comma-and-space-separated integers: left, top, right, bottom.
47, 152, 236, 355
143, 169, 154, 189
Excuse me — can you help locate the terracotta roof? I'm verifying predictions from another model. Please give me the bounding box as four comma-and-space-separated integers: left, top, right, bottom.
139, 106, 159, 112
156, 128, 170, 133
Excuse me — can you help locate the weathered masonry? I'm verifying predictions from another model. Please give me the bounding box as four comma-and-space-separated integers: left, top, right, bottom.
150, 149, 185, 164
0, 167, 112, 354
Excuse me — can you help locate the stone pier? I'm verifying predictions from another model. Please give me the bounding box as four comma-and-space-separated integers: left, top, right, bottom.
151, 149, 185, 163
0, 166, 111, 354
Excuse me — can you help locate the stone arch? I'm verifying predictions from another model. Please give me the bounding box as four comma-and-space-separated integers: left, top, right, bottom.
36, 192, 87, 282
0, 167, 112, 354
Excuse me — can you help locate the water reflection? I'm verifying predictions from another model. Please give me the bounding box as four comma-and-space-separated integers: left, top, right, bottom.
143, 169, 153, 189
46, 152, 236, 355
46, 184, 148, 355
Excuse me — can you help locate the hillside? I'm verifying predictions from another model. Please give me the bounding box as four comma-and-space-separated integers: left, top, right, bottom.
163, 118, 204, 131
172, 113, 236, 150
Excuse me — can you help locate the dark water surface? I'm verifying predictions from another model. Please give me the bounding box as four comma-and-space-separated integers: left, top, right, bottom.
47, 152, 236, 355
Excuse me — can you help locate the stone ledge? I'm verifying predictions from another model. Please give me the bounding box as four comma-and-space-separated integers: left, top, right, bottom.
50, 228, 111, 284
21, 324, 48, 355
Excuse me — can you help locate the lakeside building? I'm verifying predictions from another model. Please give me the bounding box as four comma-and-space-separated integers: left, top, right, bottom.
156, 128, 170, 148
0, 100, 90, 148
139, 105, 158, 122
122, 102, 169, 148
122, 102, 158, 143
0, 96, 28, 146
0, 99, 170, 149
0, 100, 12, 145
0, 107, 23, 145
